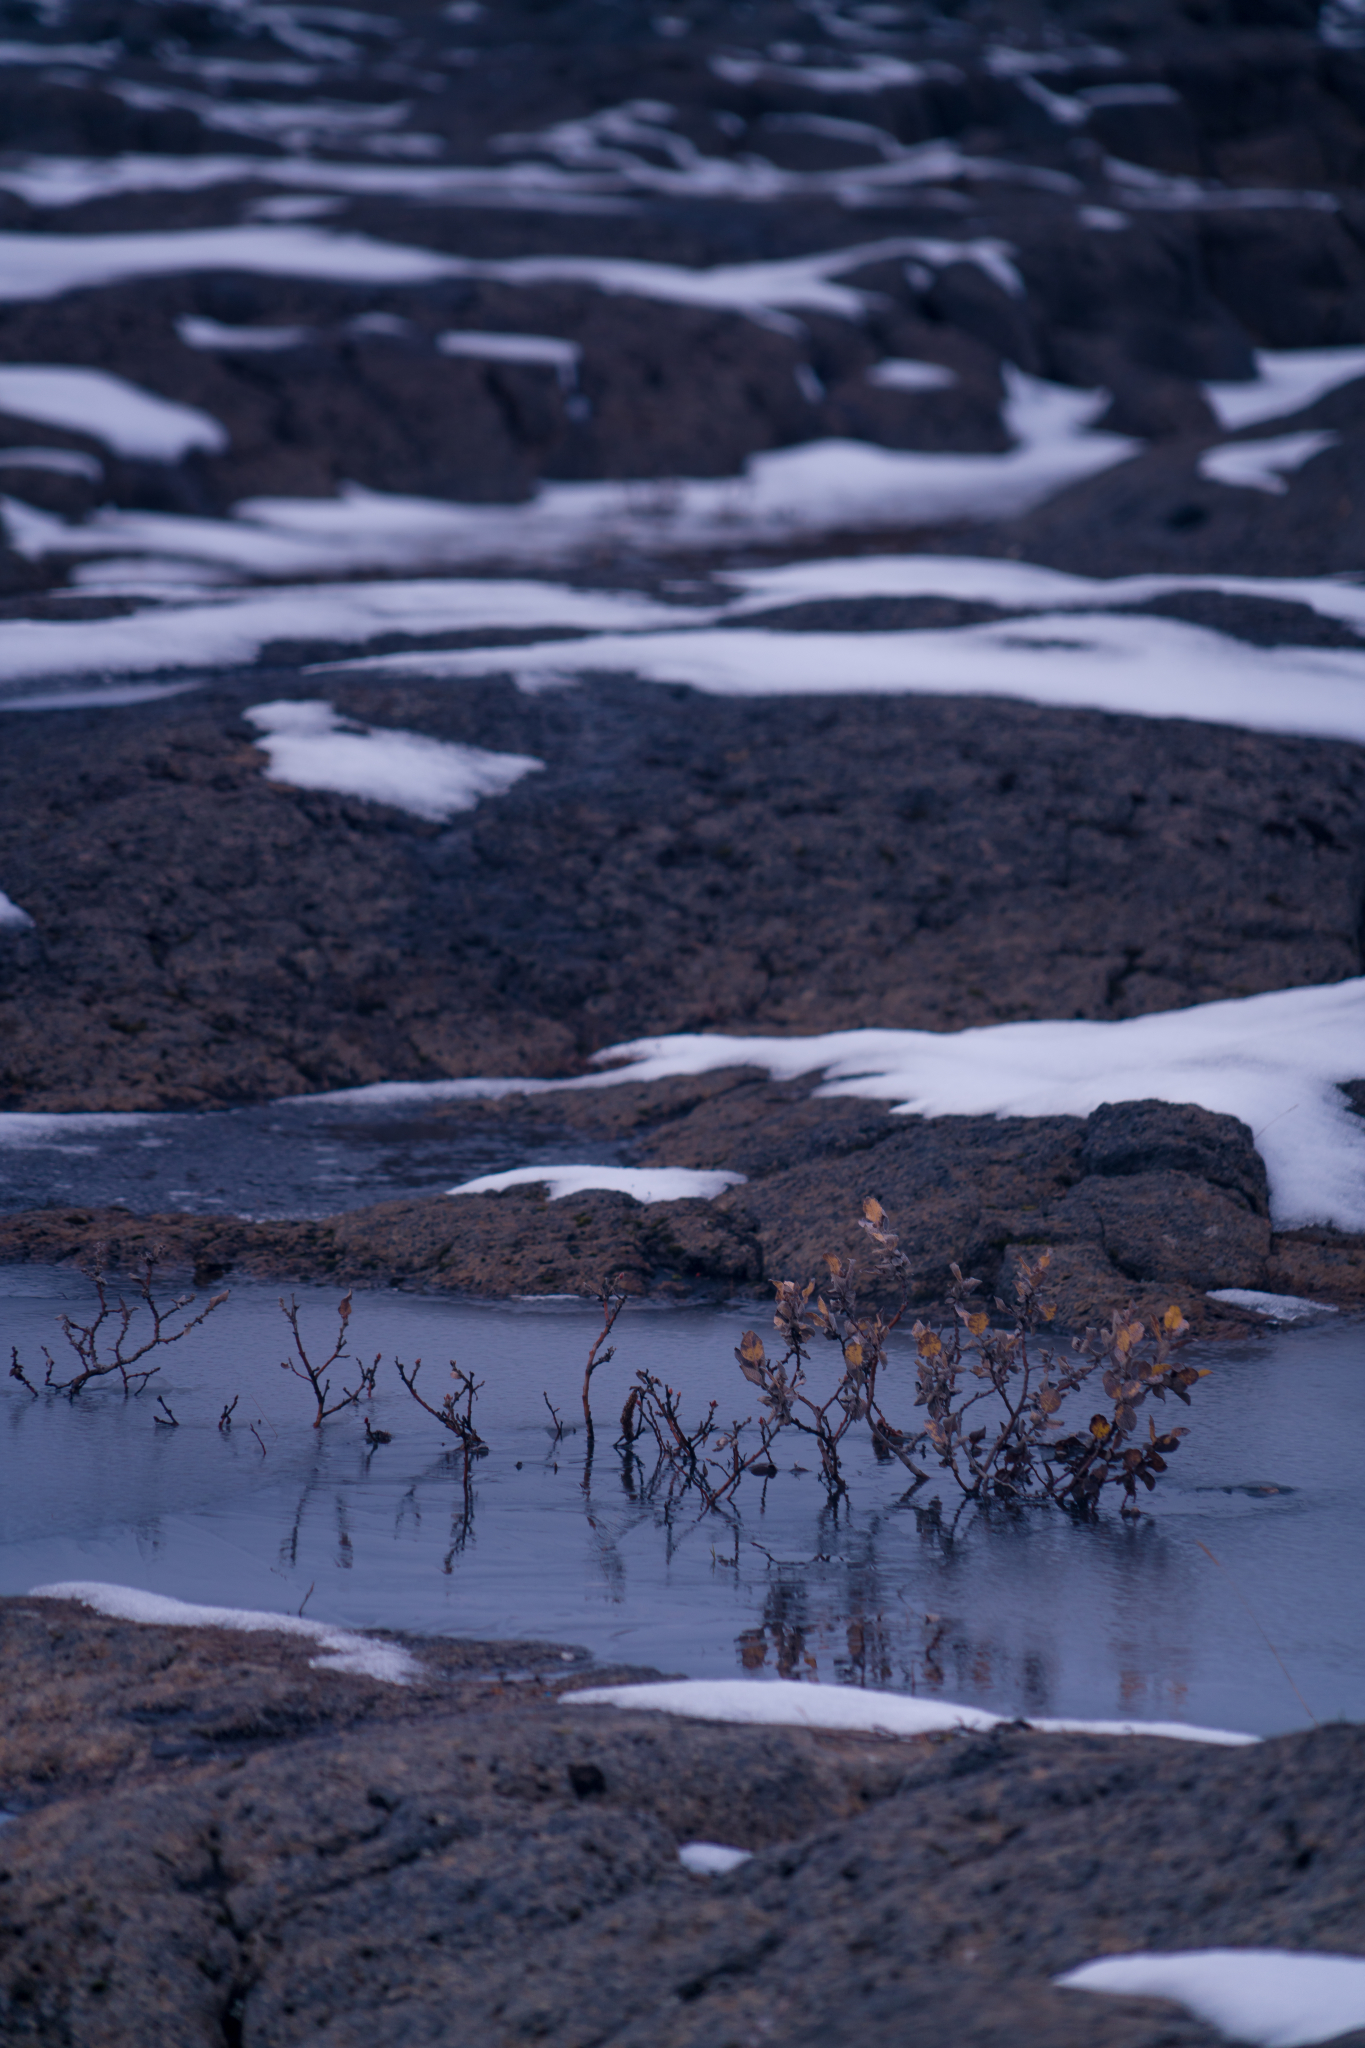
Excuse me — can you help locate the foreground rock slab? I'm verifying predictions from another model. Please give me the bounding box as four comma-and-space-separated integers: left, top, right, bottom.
2, 1598, 1365, 2047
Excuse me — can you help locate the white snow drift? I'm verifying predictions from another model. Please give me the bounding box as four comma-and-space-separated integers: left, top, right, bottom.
585, 978, 1365, 1234
1199, 429, 1338, 495
0, 575, 694, 691
1055, 1950, 1365, 2048
571, 1677, 1255, 1746
0, 366, 226, 461
0, 226, 1018, 326
363, 608, 1365, 750
295, 978, 1365, 1237
1202, 345, 1365, 430
1206, 1288, 1337, 1320
177, 315, 312, 351
0, 367, 1137, 586
447, 1165, 745, 1202
30, 1582, 418, 1684
677, 1842, 753, 1874
244, 700, 542, 821
437, 330, 582, 385
717, 552, 1365, 634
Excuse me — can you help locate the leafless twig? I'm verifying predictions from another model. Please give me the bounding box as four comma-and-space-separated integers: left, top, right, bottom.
277, 1291, 377, 1427
582, 1272, 629, 1445
10, 1254, 228, 1398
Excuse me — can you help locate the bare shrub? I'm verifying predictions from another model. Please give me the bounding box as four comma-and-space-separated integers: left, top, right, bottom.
9, 1253, 228, 1399
278, 1290, 378, 1427
394, 1355, 486, 1453
581, 1273, 629, 1444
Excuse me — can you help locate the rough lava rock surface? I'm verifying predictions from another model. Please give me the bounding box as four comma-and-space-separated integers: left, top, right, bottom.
4, 1597, 1365, 2048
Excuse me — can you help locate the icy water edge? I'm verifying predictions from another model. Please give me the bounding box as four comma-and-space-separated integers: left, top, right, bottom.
1, 1265, 1359, 1739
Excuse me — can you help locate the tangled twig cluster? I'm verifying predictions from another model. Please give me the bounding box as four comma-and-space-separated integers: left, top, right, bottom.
614, 1199, 1203, 1519
9, 1253, 228, 1398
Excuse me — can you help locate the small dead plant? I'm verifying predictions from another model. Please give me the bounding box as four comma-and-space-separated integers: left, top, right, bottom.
394, 1355, 487, 1454
9, 1252, 228, 1399
278, 1290, 378, 1427
581, 1272, 629, 1444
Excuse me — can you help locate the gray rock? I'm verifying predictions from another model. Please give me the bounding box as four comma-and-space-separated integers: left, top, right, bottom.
3, 1598, 1365, 2048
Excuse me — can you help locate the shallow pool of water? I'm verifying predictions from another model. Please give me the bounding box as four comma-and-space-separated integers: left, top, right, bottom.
1, 1266, 1360, 1736
0, 1099, 615, 1218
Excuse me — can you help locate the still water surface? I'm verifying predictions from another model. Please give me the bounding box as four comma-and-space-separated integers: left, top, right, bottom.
0, 1098, 606, 1218
1, 1266, 1359, 1737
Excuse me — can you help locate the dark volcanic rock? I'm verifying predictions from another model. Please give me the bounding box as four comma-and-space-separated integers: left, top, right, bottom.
4, 1597, 1365, 2048
5, 0, 1365, 575
1, 681, 1361, 1113
1079, 1099, 1271, 1214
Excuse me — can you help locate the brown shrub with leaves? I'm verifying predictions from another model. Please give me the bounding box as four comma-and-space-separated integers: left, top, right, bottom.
626, 1199, 1205, 1519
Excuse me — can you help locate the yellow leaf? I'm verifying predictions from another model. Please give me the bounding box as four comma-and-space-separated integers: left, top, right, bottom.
1090, 1414, 1112, 1440
863, 1196, 884, 1225
967, 1312, 989, 1336
739, 1331, 765, 1366
917, 1331, 943, 1359
843, 1340, 864, 1368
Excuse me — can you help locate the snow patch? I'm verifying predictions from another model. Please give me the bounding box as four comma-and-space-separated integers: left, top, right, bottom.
281, 978, 1365, 1235
387, 610, 1365, 751
718, 552, 1365, 634
0, 38, 116, 65
1203, 347, 1365, 430
711, 50, 939, 91
437, 330, 582, 386
0, 225, 464, 305
447, 1165, 745, 1202
1199, 430, 1339, 494
0, 366, 226, 461
0, 226, 1022, 325
244, 699, 542, 821
29, 1582, 419, 1684
584, 979, 1365, 1233
0, 891, 34, 930
1207, 1289, 1338, 1321
1104, 156, 1335, 215
0, 446, 102, 480
177, 316, 312, 351
866, 357, 958, 392
1055, 1951, 1365, 2048
678, 1842, 753, 1874
1, 680, 204, 710
0, 573, 695, 687
0, 370, 1135, 583
570, 1677, 1255, 1746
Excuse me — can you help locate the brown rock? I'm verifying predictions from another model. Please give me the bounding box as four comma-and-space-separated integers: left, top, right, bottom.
4, 1597, 1365, 2048
0, 1091, 1352, 1331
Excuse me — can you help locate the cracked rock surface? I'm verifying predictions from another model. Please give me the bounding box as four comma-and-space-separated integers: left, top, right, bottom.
4, 1598, 1365, 2048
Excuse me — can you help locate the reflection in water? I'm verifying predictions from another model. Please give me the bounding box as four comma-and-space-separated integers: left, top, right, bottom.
0, 1274, 1360, 1735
